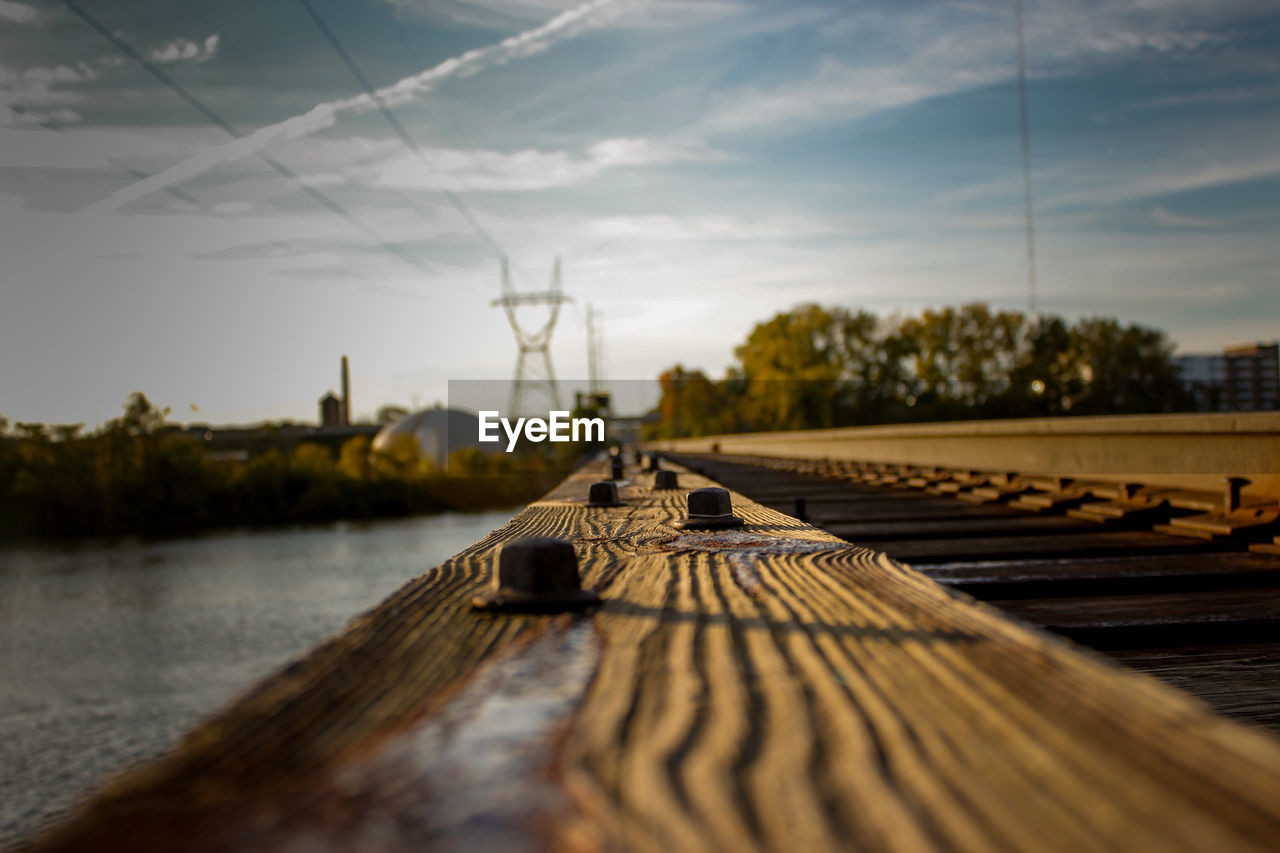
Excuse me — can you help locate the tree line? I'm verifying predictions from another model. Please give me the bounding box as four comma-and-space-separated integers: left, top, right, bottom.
646, 303, 1194, 439
0, 393, 568, 540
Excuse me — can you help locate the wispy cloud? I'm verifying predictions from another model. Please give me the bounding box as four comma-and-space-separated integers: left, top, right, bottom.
692, 56, 1006, 139
0, 0, 36, 24
149, 34, 219, 64
0, 126, 216, 168
1151, 205, 1224, 228
686, 0, 1250, 143
1045, 151, 1280, 209
369, 137, 689, 191
82, 0, 619, 214
0, 62, 96, 124
384, 0, 743, 30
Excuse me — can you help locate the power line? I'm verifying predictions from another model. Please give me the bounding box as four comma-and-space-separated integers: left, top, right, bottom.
176, 0, 448, 234
292, 0, 510, 265
10, 104, 208, 209
1014, 0, 1038, 315
58, 0, 434, 276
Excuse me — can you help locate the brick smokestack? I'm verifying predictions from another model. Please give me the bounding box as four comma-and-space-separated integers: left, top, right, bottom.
341, 355, 350, 426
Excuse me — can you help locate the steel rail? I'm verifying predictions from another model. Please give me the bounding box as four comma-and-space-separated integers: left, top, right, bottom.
649, 411, 1280, 501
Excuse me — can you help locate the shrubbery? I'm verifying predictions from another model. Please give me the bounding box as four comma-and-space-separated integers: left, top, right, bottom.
0, 394, 569, 540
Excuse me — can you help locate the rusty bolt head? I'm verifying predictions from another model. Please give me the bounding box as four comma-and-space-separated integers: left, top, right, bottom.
587, 480, 624, 507
653, 470, 679, 490
471, 536, 601, 613
673, 486, 745, 530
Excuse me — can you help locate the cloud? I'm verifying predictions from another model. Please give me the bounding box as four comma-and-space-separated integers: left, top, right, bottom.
8, 106, 79, 126
0, 62, 97, 125
15, 62, 95, 84
369, 137, 688, 191
1061, 27, 1225, 57
83, 0, 619, 214
694, 56, 1005, 139
0, 0, 36, 24
0, 125, 217, 168
384, 0, 594, 27
1151, 205, 1224, 228
685, 0, 1253, 143
574, 213, 840, 243
1045, 151, 1280, 210
385, 0, 743, 29
149, 34, 219, 64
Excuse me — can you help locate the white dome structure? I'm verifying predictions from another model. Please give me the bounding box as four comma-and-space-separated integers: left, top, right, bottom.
371, 406, 488, 467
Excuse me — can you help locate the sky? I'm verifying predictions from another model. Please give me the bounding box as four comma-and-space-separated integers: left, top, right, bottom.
2, 0, 1278, 426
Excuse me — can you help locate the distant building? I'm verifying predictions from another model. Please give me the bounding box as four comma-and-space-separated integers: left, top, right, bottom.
1175, 342, 1278, 411
319, 392, 343, 427
318, 355, 353, 427
372, 406, 495, 467
1223, 343, 1279, 411
340, 354, 351, 426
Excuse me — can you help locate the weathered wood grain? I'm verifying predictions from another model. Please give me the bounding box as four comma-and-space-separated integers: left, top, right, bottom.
1110, 644, 1280, 732
865, 529, 1231, 564
18, 460, 1280, 852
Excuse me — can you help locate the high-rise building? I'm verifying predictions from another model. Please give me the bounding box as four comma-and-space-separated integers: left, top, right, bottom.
1222, 343, 1279, 411
1174, 342, 1278, 411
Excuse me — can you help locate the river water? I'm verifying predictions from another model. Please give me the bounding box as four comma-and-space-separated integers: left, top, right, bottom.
0, 509, 517, 847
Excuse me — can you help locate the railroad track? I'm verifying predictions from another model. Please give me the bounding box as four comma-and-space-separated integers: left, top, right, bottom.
664, 450, 1280, 733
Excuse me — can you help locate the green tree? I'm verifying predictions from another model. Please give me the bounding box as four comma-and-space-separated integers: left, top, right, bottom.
648, 302, 1196, 436
647, 365, 741, 439
1067, 317, 1192, 414
734, 304, 847, 430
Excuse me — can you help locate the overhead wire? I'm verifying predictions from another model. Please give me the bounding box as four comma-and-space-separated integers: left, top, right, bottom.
58, 0, 434, 275
292, 0, 521, 283
175, 0, 449, 234
1014, 0, 1038, 315
9, 104, 208, 209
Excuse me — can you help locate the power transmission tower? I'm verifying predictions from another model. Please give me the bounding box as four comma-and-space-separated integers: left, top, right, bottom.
493, 256, 570, 416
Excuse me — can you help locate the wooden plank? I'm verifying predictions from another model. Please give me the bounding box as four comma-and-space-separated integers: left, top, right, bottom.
866, 529, 1235, 564
807, 503, 1031, 524
825, 514, 1107, 542
989, 588, 1280, 632
712, 482, 883, 496
926, 552, 1280, 598
1110, 644, 1280, 733
22, 460, 1280, 852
